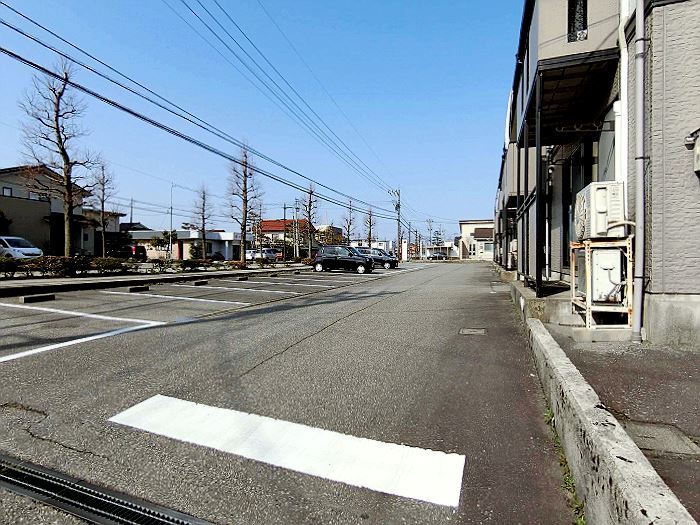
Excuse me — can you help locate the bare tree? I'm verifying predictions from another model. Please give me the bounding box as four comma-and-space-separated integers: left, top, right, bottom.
228, 148, 261, 263
89, 164, 116, 256
302, 184, 317, 256
20, 59, 99, 256
364, 207, 376, 246
342, 199, 355, 243
192, 185, 211, 259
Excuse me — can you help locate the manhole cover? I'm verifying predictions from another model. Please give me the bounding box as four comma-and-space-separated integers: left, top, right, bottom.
459, 328, 486, 335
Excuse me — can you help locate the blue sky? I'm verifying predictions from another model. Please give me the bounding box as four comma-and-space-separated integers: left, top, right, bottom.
0, 0, 522, 239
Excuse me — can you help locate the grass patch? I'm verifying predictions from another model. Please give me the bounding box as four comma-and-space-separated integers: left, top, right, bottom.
545, 408, 586, 525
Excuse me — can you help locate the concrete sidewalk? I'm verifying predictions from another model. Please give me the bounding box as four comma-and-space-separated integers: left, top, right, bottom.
546, 324, 700, 521
0, 264, 308, 297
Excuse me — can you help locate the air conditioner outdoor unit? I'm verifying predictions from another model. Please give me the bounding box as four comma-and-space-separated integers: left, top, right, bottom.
574, 182, 626, 240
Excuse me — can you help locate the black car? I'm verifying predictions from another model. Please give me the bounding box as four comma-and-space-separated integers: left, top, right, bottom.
313, 245, 373, 274
429, 252, 448, 260
354, 246, 398, 269
109, 244, 147, 262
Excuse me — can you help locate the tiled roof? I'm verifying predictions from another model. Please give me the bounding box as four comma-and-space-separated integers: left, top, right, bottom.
261, 219, 314, 232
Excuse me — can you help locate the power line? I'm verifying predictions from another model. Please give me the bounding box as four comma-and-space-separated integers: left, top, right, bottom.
210, 0, 393, 193
0, 45, 398, 222
0, 8, 395, 216
255, 0, 395, 189
171, 0, 391, 194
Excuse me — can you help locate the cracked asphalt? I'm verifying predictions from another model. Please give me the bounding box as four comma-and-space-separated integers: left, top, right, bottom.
0, 262, 574, 524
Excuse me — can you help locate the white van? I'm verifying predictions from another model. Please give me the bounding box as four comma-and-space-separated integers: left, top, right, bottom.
0, 236, 43, 258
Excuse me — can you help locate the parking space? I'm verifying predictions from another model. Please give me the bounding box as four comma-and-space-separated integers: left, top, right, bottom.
0, 265, 428, 365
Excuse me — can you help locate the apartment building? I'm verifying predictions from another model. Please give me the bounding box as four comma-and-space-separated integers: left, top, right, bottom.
494, 0, 700, 344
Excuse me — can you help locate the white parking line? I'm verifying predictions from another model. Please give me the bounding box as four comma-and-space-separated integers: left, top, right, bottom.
172, 284, 300, 295
111, 395, 465, 507
102, 291, 250, 306
0, 302, 166, 325
0, 302, 164, 364
222, 280, 333, 288
260, 276, 372, 284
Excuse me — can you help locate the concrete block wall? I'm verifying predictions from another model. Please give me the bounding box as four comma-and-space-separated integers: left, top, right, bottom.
627, 0, 700, 344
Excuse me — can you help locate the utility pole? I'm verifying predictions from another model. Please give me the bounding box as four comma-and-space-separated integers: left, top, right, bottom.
391, 188, 401, 260
427, 218, 433, 248
408, 221, 412, 260
169, 182, 173, 260
282, 203, 287, 261
129, 197, 133, 225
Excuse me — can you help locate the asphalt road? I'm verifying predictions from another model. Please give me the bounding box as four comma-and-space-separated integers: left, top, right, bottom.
0, 262, 573, 524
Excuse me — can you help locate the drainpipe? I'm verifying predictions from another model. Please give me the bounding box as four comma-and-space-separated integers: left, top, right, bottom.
632, 0, 646, 342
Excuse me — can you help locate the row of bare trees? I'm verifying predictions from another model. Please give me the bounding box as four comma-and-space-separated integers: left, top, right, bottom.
341, 201, 377, 246
19, 60, 382, 262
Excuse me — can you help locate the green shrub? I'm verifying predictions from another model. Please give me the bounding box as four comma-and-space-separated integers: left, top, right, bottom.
93, 257, 127, 274
148, 258, 169, 273
73, 255, 92, 275
0, 257, 18, 278
178, 259, 210, 272
225, 260, 246, 270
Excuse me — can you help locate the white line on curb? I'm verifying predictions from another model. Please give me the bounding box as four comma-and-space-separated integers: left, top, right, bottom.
110, 395, 466, 507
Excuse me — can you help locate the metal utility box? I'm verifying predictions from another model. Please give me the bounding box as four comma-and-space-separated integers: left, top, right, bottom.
590, 249, 622, 302
574, 182, 626, 240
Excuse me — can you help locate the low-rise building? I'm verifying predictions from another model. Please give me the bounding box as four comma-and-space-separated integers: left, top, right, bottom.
458, 220, 494, 260
0, 165, 91, 255
129, 229, 252, 260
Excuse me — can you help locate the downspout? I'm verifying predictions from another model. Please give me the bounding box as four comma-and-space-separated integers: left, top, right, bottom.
632, 0, 646, 342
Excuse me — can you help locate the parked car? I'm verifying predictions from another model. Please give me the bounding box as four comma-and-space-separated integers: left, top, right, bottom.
0, 236, 43, 258
245, 248, 277, 262
109, 244, 147, 262
353, 246, 398, 269
429, 252, 448, 260
313, 245, 373, 274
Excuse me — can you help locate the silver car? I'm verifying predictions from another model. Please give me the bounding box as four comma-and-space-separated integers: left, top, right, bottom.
245, 248, 276, 262
0, 236, 43, 258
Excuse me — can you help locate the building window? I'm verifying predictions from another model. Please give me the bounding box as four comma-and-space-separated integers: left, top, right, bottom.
2, 187, 11, 197
484, 243, 494, 252
568, 0, 588, 42
28, 191, 40, 200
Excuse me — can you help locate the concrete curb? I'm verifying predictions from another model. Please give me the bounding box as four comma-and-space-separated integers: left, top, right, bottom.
527, 318, 696, 524
0, 266, 309, 298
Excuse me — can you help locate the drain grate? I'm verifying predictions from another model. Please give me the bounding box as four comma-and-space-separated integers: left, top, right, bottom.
0, 453, 214, 524
459, 328, 486, 335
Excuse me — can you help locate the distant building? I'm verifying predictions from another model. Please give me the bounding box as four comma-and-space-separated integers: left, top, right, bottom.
458, 219, 494, 260
82, 208, 127, 256
316, 224, 343, 245
129, 229, 252, 260
0, 165, 91, 255
260, 218, 316, 257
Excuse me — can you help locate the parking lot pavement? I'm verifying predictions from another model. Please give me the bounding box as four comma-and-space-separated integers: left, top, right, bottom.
0, 262, 571, 524
0, 265, 425, 365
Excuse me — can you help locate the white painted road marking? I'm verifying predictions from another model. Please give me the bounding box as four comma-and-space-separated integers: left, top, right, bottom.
0, 302, 165, 325
222, 279, 333, 288
102, 291, 250, 306
261, 276, 372, 284
110, 395, 465, 507
0, 302, 164, 364
172, 284, 301, 295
